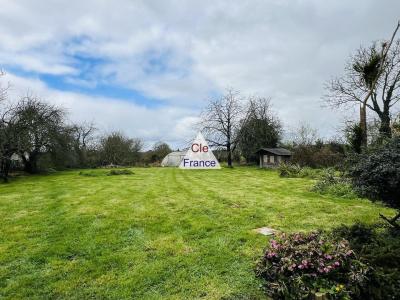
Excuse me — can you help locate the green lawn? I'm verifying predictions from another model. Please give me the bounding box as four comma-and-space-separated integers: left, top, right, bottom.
0, 167, 394, 299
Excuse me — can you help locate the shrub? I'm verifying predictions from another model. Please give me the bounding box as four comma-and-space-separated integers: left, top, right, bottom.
79, 171, 102, 177
278, 163, 302, 177
347, 137, 400, 208
332, 223, 400, 299
255, 232, 370, 299
107, 169, 134, 176
331, 222, 376, 253
291, 143, 345, 168
312, 169, 358, 199
278, 163, 321, 179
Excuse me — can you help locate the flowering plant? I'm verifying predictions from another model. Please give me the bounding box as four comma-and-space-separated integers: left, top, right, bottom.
255, 232, 370, 299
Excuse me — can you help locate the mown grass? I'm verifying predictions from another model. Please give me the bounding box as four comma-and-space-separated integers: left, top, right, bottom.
0, 167, 394, 299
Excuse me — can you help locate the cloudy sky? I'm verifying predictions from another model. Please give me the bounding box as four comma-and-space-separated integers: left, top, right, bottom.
1, 0, 399, 148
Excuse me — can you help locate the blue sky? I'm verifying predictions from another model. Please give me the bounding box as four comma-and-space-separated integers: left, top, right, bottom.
1, 0, 400, 148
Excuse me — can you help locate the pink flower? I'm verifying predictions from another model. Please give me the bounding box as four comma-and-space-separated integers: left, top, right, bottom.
266, 251, 276, 258
270, 240, 280, 249
334, 261, 340, 267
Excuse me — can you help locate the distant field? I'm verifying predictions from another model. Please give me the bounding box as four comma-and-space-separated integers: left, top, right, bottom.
0, 167, 394, 299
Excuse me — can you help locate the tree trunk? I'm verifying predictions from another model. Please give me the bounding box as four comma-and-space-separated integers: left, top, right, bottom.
227, 143, 233, 167
22, 153, 39, 174
360, 103, 368, 148
379, 111, 392, 138
0, 158, 11, 183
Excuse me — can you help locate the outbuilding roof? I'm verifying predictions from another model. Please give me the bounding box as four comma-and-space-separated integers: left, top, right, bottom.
256, 148, 292, 156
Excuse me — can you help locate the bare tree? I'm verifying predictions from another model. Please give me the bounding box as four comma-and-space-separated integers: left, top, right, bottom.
0, 71, 16, 182
14, 96, 65, 173
71, 122, 97, 166
0, 105, 20, 182
99, 131, 143, 166
324, 21, 400, 146
200, 89, 244, 167
74, 122, 96, 149
290, 123, 319, 146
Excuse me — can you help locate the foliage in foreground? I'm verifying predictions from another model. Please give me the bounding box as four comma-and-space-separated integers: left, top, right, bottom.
348, 137, 400, 208
332, 223, 400, 299
255, 231, 369, 299
256, 224, 400, 300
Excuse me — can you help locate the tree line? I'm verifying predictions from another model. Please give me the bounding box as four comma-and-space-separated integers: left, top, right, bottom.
1, 21, 400, 179
0, 77, 174, 182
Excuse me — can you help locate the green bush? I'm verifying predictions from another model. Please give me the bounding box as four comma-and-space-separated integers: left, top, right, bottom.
78, 171, 102, 177
347, 138, 400, 207
312, 169, 358, 199
255, 231, 369, 299
332, 223, 400, 299
278, 163, 321, 179
291, 143, 345, 168
278, 163, 302, 177
107, 169, 134, 176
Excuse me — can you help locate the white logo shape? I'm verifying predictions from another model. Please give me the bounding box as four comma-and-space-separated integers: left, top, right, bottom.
179, 132, 221, 169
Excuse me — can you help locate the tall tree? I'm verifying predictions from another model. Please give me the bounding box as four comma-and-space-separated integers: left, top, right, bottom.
291, 123, 319, 146
325, 21, 400, 146
200, 89, 244, 167
71, 122, 96, 167
237, 97, 282, 163
0, 106, 20, 182
99, 132, 143, 166
1, 73, 21, 181
14, 97, 65, 173
150, 142, 172, 163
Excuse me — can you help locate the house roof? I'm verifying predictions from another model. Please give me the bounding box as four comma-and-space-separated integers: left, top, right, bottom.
256, 148, 292, 156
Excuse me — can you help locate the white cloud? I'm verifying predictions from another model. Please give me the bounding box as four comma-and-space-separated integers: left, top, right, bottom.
4, 72, 198, 149
1, 0, 400, 142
